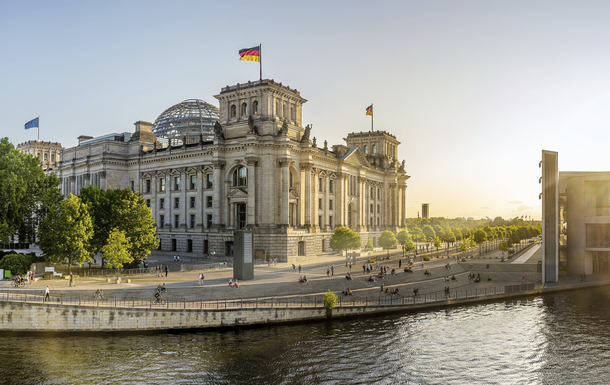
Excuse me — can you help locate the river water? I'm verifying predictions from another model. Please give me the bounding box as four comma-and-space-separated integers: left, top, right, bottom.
1, 287, 610, 385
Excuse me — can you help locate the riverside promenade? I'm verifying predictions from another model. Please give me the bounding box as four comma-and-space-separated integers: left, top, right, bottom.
1, 241, 607, 332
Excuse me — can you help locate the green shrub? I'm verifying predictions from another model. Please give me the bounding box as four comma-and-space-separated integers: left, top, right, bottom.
423, 256, 431, 261
0, 254, 40, 275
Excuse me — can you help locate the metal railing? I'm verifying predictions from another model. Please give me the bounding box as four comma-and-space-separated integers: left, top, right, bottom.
0, 283, 535, 311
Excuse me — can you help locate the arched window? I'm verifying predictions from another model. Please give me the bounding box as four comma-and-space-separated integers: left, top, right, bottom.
291, 106, 295, 121
276, 101, 280, 116
372, 144, 377, 154
364, 145, 368, 154
44, 153, 48, 161
283, 104, 287, 118
231, 104, 237, 118
232, 166, 247, 186
253, 100, 258, 115
241, 102, 247, 116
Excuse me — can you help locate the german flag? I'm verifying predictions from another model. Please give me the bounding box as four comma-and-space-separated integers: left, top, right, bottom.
239, 46, 261, 62
366, 104, 373, 116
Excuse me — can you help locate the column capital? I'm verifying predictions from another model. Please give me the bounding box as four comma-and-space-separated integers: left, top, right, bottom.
212, 161, 226, 170
245, 156, 259, 166
300, 162, 314, 171
278, 157, 292, 167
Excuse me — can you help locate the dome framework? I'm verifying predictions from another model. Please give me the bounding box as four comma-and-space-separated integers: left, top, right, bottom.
152, 99, 220, 145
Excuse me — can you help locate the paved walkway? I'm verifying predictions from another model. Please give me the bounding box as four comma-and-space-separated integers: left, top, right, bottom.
511, 244, 541, 264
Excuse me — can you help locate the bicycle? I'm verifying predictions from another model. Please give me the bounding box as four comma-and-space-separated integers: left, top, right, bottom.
13, 280, 25, 288
151, 297, 166, 305
93, 291, 105, 300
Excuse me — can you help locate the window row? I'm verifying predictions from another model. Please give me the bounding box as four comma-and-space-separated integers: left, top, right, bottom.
158, 214, 213, 229
156, 196, 214, 209
144, 174, 214, 193
230, 100, 259, 118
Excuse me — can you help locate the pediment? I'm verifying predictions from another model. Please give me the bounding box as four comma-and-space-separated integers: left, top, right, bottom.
202, 165, 213, 172
290, 189, 300, 199
186, 167, 197, 175
227, 188, 248, 199
343, 147, 371, 168
141, 172, 152, 178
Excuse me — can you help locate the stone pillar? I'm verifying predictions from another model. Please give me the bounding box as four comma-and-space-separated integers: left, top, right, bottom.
212, 162, 225, 228
336, 172, 343, 227
301, 163, 313, 227
245, 157, 258, 227
313, 168, 319, 229
279, 157, 291, 226
325, 175, 330, 230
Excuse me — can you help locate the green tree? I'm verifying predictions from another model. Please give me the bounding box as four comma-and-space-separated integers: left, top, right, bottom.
323, 290, 338, 317
459, 241, 467, 258
443, 228, 456, 250
422, 225, 435, 240
396, 229, 410, 257
409, 227, 425, 253
453, 228, 462, 242
378, 230, 398, 257
330, 227, 362, 256
433, 225, 444, 237
101, 228, 132, 277
461, 227, 471, 240
404, 237, 415, 254
364, 239, 374, 252
434, 236, 441, 251
499, 241, 509, 258
0, 138, 61, 243
38, 194, 93, 274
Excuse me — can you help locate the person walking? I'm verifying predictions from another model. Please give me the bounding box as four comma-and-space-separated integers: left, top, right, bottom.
69, 273, 74, 287
331, 265, 334, 276
399, 259, 402, 268
165, 265, 169, 277
44, 286, 50, 302
298, 265, 302, 274
292, 264, 296, 273
380, 283, 384, 293
326, 266, 330, 276
30, 271, 34, 284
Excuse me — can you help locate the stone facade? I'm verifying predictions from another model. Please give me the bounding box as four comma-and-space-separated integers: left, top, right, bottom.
56, 79, 409, 262
16, 140, 64, 174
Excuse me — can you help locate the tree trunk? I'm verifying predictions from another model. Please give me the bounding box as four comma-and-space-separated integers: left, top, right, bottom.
67, 257, 72, 274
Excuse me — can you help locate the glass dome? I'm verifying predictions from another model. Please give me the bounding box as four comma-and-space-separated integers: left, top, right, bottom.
152, 99, 220, 146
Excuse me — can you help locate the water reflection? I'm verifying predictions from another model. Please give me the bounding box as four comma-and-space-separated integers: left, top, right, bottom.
2, 288, 610, 384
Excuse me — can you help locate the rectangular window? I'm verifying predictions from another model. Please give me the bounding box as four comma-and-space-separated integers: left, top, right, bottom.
190, 214, 195, 229
174, 176, 180, 191
378, 188, 381, 199
206, 196, 213, 208
377, 205, 380, 214
319, 178, 323, 191
190, 175, 196, 190
174, 197, 180, 209
319, 198, 322, 210
370, 218, 373, 226
329, 180, 333, 193
377, 218, 380, 226
329, 216, 333, 229
146, 199, 150, 207
190, 196, 196, 208
130, 181, 134, 191
206, 174, 213, 188
319, 215, 322, 228
329, 200, 333, 210
174, 215, 180, 229
159, 215, 165, 228
207, 214, 213, 228
146, 179, 151, 193
160, 178, 165, 192
160, 198, 165, 209
370, 187, 374, 198
370, 204, 373, 213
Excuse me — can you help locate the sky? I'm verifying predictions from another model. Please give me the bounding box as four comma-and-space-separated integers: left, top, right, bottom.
2, 0, 610, 221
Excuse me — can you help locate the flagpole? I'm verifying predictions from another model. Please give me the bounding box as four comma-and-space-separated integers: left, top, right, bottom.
371, 103, 373, 132
259, 43, 262, 81
38, 116, 40, 141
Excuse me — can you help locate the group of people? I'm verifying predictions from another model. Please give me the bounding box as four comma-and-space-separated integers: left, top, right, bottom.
156, 265, 169, 277
299, 275, 308, 284
173, 255, 181, 263
445, 263, 451, 269
384, 287, 400, 296
468, 273, 481, 283
403, 267, 413, 273
342, 287, 353, 296
345, 272, 353, 280
441, 275, 457, 282
291, 264, 302, 273
326, 265, 335, 276
198, 272, 205, 285
423, 269, 432, 276
228, 279, 240, 288
267, 258, 278, 267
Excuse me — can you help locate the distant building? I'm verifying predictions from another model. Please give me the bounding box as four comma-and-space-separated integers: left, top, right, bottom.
56, 79, 410, 261
422, 203, 429, 219
541, 150, 610, 283
16, 140, 64, 174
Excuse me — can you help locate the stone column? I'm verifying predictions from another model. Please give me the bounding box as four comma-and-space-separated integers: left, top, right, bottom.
212, 162, 225, 228
279, 157, 291, 226
313, 168, 319, 229
325, 175, 330, 231
245, 157, 259, 227
301, 163, 313, 228
336, 172, 343, 227
196, 167, 204, 230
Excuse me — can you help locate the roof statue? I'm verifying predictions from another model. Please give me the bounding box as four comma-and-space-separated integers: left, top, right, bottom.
301, 124, 311, 142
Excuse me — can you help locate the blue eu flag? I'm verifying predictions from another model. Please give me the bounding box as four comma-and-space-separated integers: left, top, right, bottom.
25, 117, 39, 130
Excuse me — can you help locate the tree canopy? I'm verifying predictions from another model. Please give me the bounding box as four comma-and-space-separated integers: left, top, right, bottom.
329, 227, 362, 255
38, 194, 93, 273
101, 228, 132, 275
378, 230, 398, 257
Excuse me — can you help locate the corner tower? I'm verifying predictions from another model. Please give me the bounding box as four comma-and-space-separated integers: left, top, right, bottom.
214, 79, 307, 140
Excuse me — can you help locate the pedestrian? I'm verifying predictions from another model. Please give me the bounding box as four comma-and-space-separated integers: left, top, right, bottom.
292, 264, 296, 273
380, 283, 384, 293
30, 271, 34, 283
173, 255, 176, 263
331, 264, 334, 276
274, 257, 277, 266
44, 286, 50, 302
327, 266, 330, 276
177, 255, 180, 263
399, 259, 402, 268
298, 265, 302, 274
165, 265, 168, 277
69, 273, 74, 287
363, 264, 366, 274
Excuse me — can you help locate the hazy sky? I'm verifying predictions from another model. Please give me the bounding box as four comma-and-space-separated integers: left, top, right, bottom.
2, 0, 610, 220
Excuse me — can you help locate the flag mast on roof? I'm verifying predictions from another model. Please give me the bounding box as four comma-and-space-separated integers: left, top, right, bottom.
366, 104, 373, 131
239, 45, 262, 80
25, 116, 40, 140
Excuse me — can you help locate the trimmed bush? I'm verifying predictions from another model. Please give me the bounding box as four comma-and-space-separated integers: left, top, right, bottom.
0, 253, 42, 275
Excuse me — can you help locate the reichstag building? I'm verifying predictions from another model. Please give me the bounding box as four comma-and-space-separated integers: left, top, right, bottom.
56, 79, 410, 262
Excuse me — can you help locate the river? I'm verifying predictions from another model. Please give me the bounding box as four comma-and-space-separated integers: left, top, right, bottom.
1, 287, 609, 384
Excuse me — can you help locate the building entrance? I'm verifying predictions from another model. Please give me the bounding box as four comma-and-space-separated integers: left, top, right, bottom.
593, 251, 610, 274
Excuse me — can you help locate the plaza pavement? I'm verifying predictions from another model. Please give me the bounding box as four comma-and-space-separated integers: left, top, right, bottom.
1, 242, 550, 303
